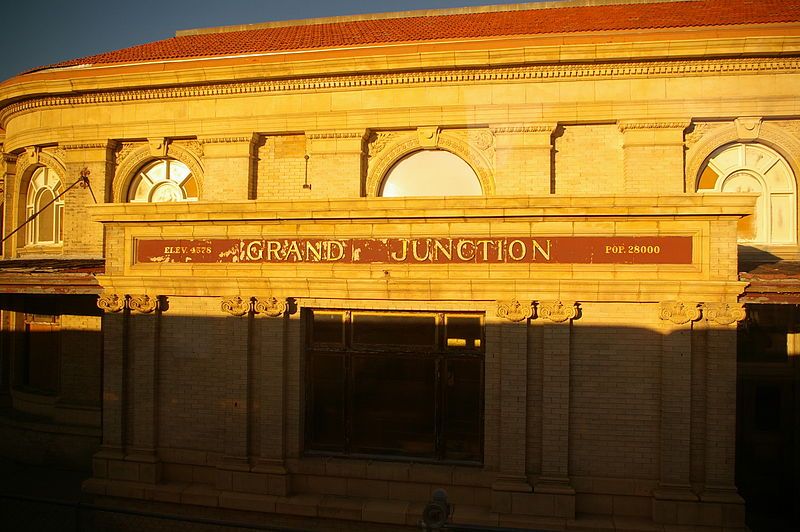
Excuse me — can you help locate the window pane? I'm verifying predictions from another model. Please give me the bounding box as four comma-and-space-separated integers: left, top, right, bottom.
311, 311, 345, 346
36, 189, 55, 242
352, 313, 436, 348
308, 353, 346, 449
446, 315, 483, 350
351, 354, 436, 457
381, 150, 483, 197
442, 358, 482, 461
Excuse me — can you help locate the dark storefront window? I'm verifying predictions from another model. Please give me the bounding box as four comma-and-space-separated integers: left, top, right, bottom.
305, 310, 483, 463
22, 313, 61, 393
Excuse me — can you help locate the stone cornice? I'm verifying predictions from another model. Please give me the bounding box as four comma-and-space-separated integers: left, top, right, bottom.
2, 57, 798, 127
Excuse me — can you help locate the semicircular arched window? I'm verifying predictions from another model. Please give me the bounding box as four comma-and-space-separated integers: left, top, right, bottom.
380, 150, 483, 197
25, 167, 64, 246
127, 159, 199, 203
697, 143, 797, 245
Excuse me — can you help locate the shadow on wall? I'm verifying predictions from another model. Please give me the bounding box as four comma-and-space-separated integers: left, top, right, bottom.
0, 306, 795, 529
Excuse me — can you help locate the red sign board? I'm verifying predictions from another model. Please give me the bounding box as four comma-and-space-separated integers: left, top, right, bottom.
136, 236, 692, 265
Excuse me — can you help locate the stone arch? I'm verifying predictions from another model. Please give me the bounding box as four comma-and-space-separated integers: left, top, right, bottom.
113, 142, 205, 203
686, 121, 800, 193
365, 129, 495, 197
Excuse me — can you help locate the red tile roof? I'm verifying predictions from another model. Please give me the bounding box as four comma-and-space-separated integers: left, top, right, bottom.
33, 0, 800, 73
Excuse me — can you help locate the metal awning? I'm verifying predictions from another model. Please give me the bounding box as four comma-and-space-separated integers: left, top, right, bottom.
740, 261, 800, 304
0, 259, 104, 295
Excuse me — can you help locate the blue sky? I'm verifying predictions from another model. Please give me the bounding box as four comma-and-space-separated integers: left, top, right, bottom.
0, 0, 547, 82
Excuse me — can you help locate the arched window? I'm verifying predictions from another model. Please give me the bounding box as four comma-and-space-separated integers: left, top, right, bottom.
127, 159, 198, 203
25, 167, 63, 246
380, 150, 483, 197
697, 143, 797, 245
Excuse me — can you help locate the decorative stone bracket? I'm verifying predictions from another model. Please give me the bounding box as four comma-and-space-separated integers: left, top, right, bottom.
220, 296, 289, 317
496, 299, 579, 323
97, 293, 164, 314
658, 301, 745, 326
659, 301, 702, 325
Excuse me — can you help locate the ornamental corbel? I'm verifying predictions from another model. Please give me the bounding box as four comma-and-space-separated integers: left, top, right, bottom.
25, 146, 41, 164
128, 294, 161, 314
659, 301, 701, 325
702, 302, 746, 326
221, 296, 252, 317
253, 296, 288, 318
496, 299, 533, 322
538, 301, 579, 323
97, 293, 126, 313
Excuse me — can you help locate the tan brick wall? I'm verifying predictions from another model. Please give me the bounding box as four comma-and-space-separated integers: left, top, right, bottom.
257, 135, 308, 200
157, 296, 228, 453
568, 303, 660, 480
59, 314, 102, 407
554, 125, 624, 195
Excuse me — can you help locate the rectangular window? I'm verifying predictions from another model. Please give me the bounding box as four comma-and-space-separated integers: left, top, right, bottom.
305, 309, 484, 464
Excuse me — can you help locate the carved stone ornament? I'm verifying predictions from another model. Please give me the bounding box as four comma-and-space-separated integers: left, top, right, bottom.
367, 131, 397, 157
148, 138, 168, 157
417, 126, 440, 149
97, 293, 126, 313
659, 301, 701, 325
221, 296, 251, 317
735, 117, 762, 141
496, 299, 533, 322
538, 301, 578, 323
253, 296, 288, 318
128, 294, 160, 314
703, 303, 746, 326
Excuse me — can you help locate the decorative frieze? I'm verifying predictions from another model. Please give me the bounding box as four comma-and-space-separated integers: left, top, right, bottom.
538, 301, 579, 323
496, 299, 533, 322
702, 302, 746, 326
618, 121, 690, 132
659, 301, 701, 325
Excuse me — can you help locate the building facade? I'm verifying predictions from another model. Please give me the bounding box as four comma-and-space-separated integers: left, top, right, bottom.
1, 0, 799, 530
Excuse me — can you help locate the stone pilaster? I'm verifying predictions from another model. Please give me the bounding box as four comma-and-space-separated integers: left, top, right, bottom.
252, 296, 290, 495
126, 294, 164, 484
654, 302, 701, 520
536, 301, 578, 496
701, 303, 745, 497
618, 121, 689, 194
218, 297, 252, 473
306, 130, 366, 198
95, 293, 127, 470
491, 124, 556, 195
490, 300, 532, 516
1, 150, 17, 257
